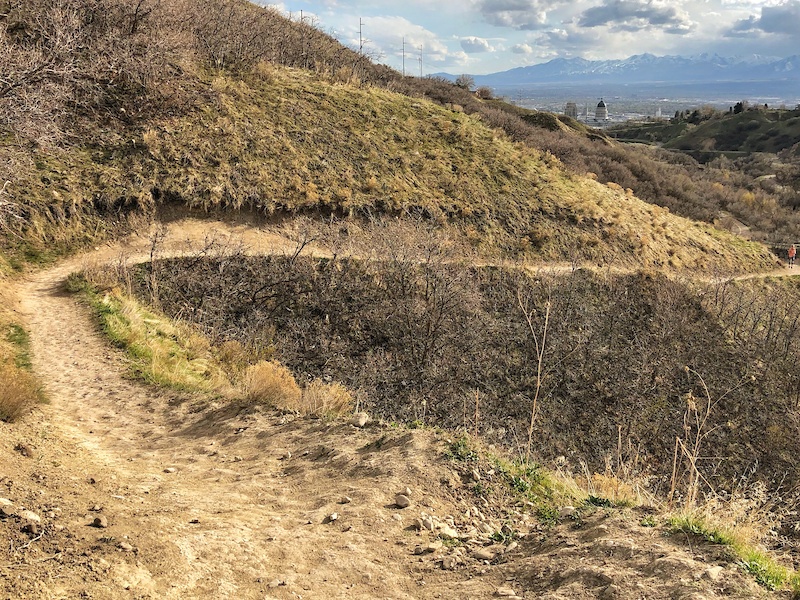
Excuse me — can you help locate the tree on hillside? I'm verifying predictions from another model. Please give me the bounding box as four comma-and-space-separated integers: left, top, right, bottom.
733, 101, 749, 114
455, 74, 474, 91
475, 86, 493, 100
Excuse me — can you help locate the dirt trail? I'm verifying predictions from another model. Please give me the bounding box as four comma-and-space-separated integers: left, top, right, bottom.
3, 218, 517, 599
0, 217, 785, 599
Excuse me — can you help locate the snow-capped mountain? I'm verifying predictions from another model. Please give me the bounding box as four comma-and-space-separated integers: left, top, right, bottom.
445, 54, 800, 86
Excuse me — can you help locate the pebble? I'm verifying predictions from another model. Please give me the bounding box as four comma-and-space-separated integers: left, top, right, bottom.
395, 494, 411, 509
438, 525, 459, 539
392, 514, 403, 522
339, 496, 352, 504
326, 513, 339, 523
601, 584, 622, 599
350, 412, 370, 428
703, 566, 725, 581
421, 517, 435, 531
559, 506, 577, 518
92, 516, 108, 528
268, 579, 286, 588
118, 542, 135, 552
401, 486, 413, 496
441, 556, 459, 570
495, 587, 519, 597
163, 467, 177, 474
414, 541, 443, 555
20, 510, 41, 523
14, 443, 34, 458
21, 521, 40, 535
473, 548, 496, 561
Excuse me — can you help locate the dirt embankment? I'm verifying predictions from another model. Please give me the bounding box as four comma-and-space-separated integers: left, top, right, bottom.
0, 218, 782, 599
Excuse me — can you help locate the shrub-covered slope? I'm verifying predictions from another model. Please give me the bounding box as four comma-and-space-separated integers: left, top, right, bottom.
126, 247, 800, 518
664, 109, 800, 154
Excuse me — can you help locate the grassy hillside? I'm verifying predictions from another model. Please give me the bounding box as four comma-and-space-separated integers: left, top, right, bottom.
609, 108, 800, 155
665, 108, 800, 154
0, 65, 777, 273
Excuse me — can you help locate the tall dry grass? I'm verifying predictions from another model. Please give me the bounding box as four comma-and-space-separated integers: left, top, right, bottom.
301, 379, 354, 419
0, 362, 39, 422
243, 360, 301, 408
242, 361, 354, 418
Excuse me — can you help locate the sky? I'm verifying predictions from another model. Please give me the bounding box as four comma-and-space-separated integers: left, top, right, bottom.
263, 1, 800, 75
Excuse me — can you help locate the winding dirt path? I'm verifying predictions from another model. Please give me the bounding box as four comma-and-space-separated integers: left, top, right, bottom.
1, 216, 785, 599
7, 219, 495, 599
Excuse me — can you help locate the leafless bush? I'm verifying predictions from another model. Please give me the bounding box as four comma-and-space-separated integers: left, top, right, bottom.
0, 0, 190, 143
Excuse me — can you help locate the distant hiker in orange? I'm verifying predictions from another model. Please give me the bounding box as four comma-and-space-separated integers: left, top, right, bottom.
789, 244, 796, 268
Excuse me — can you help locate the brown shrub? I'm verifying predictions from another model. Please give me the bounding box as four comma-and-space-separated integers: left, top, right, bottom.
242, 360, 301, 408
0, 363, 39, 422
301, 380, 354, 419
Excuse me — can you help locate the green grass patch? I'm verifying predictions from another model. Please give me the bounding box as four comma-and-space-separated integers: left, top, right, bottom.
668, 513, 797, 592
68, 273, 231, 393
6, 323, 32, 369
446, 436, 479, 462
494, 457, 556, 504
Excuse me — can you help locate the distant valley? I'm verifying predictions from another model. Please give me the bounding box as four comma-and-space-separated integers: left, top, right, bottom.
440, 54, 800, 116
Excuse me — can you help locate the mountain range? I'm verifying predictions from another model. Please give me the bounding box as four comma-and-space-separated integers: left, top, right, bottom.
443, 54, 800, 87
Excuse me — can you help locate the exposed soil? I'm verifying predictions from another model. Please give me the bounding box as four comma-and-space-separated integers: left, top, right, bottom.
0, 217, 788, 599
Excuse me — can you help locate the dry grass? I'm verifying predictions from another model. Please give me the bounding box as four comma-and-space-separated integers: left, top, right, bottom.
242, 360, 302, 408
581, 473, 640, 506
242, 364, 353, 417
301, 379, 354, 419
71, 275, 232, 393
0, 362, 39, 422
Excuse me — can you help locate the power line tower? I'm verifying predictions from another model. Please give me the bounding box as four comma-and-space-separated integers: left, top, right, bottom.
402, 37, 406, 77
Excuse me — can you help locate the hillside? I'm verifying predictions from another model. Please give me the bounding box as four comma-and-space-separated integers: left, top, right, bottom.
0, 65, 777, 272
611, 108, 800, 156
5, 1, 800, 598
665, 108, 800, 155
0, 220, 790, 599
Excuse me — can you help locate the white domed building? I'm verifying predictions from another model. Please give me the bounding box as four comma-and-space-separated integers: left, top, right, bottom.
595, 99, 609, 121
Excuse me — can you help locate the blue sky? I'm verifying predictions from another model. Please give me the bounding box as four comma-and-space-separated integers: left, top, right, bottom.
264, 1, 800, 74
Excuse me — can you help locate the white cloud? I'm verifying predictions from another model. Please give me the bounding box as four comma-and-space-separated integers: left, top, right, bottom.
511, 42, 535, 54
729, 0, 800, 34
475, 0, 562, 30
577, 0, 695, 34
461, 36, 495, 53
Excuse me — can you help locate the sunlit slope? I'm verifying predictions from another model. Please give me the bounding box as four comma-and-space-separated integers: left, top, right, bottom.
8, 67, 775, 271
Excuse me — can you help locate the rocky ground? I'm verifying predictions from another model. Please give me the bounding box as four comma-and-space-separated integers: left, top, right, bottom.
0, 217, 788, 599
